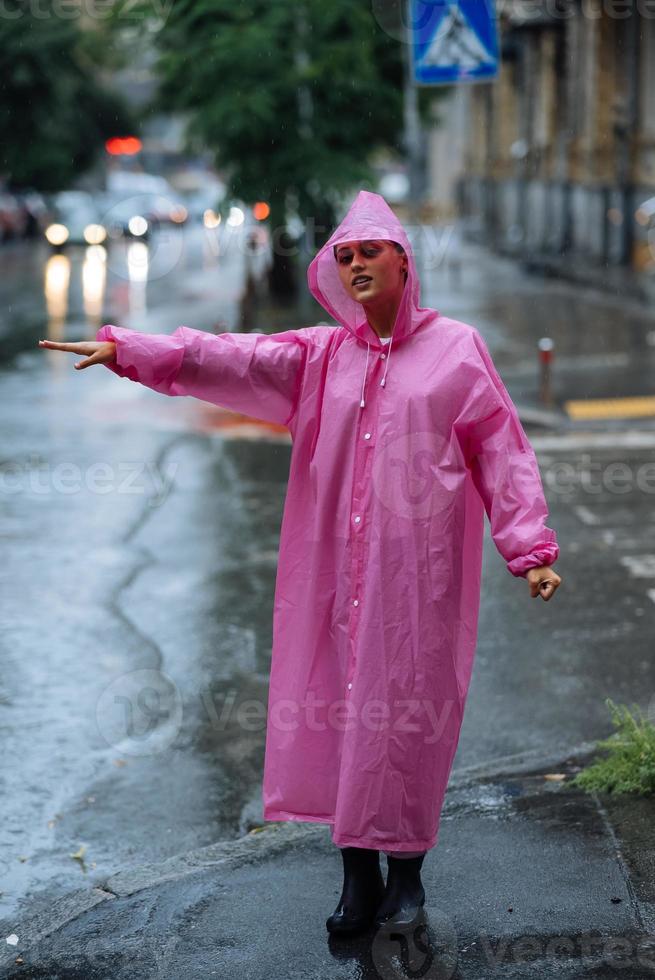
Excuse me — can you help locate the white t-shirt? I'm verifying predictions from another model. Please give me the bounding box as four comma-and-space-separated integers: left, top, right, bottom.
379, 336, 391, 344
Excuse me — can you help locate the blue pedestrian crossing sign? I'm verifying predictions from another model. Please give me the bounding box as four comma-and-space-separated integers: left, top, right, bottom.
410, 0, 499, 86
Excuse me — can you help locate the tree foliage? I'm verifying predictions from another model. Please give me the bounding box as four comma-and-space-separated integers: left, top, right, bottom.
0, 1, 134, 191
125, 0, 414, 229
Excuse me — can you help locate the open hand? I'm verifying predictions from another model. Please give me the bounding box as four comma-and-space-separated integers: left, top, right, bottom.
38, 339, 116, 370
526, 565, 561, 601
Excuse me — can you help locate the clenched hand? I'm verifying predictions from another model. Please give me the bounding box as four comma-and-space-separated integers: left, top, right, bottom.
526, 565, 561, 601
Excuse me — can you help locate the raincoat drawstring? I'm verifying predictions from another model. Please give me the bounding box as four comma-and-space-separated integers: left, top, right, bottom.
360, 329, 395, 407
380, 330, 394, 389
359, 342, 370, 408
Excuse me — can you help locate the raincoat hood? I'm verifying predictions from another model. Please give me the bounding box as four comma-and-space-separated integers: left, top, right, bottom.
307, 190, 439, 407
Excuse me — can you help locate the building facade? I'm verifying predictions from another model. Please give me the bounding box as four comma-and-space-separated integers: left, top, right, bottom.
433, 0, 655, 273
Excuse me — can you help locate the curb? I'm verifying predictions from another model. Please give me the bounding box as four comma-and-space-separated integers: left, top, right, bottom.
447, 739, 601, 790
520, 253, 654, 308
515, 403, 570, 431
0, 742, 603, 972
0, 822, 329, 973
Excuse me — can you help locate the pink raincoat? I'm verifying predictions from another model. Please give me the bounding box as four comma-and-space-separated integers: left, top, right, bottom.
96, 190, 559, 852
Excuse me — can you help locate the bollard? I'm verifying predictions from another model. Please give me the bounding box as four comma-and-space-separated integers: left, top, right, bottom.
538, 337, 554, 407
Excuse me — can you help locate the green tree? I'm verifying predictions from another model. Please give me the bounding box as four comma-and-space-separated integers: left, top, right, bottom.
0, 2, 134, 191
122, 0, 438, 296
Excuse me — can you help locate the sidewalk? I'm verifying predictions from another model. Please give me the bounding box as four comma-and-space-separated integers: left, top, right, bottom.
420, 233, 655, 436
519, 249, 655, 309
462, 222, 655, 309
2, 745, 653, 979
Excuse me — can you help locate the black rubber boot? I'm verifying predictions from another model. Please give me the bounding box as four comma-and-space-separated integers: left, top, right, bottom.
373, 853, 426, 928
326, 846, 386, 936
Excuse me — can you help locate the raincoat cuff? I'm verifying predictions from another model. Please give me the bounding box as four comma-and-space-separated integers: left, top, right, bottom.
506, 539, 559, 577
96, 324, 185, 387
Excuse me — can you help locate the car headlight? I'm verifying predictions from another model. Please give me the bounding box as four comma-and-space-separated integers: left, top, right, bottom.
170, 205, 188, 223
203, 209, 221, 229
128, 215, 148, 237
84, 224, 107, 245
45, 223, 69, 246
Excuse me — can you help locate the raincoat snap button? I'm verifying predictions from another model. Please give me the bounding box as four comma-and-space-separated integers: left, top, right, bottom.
347, 683, 352, 690
354, 515, 361, 524
380, 353, 387, 359
353, 599, 359, 606
364, 432, 371, 440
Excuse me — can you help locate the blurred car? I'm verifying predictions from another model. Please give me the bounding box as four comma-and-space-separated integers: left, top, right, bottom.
44, 191, 108, 250
0, 192, 28, 242
98, 193, 152, 242
14, 190, 48, 238
185, 184, 226, 223
145, 193, 188, 226
98, 191, 188, 242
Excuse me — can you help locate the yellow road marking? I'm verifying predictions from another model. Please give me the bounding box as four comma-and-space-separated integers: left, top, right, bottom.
564, 396, 655, 419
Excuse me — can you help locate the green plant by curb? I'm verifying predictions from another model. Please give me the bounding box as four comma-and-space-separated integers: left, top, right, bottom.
569, 698, 655, 796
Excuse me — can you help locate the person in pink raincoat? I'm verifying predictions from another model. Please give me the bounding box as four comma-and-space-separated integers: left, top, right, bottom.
38, 190, 561, 936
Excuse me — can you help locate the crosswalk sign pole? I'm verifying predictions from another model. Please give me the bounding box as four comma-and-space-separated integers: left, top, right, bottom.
403, 0, 424, 233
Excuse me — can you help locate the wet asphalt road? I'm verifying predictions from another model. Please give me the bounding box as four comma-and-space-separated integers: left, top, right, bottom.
1, 226, 655, 930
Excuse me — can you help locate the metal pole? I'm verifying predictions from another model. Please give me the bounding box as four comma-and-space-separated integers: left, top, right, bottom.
622, 8, 639, 268
403, 0, 424, 270
538, 337, 554, 407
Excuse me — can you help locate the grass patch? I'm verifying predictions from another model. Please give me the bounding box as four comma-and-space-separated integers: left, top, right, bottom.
570, 698, 655, 796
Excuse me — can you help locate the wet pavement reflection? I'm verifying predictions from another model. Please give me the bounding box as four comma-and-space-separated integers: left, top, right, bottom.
1, 225, 655, 931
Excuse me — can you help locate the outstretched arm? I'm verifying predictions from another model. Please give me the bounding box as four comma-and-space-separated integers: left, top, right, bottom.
463, 328, 561, 594
93, 323, 312, 427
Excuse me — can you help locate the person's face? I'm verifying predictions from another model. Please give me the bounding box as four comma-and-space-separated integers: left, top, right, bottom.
334, 239, 408, 306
